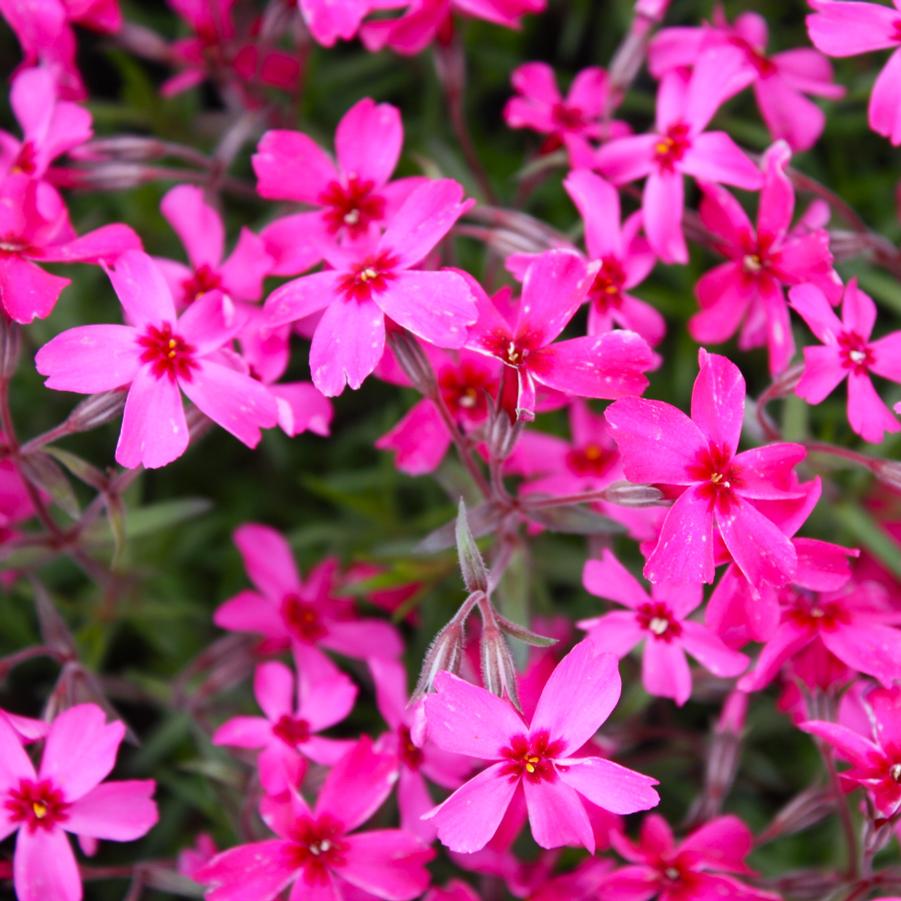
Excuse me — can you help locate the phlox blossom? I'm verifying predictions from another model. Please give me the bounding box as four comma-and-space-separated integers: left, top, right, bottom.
422, 639, 659, 854
35, 250, 278, 468
0, 704, 157, 901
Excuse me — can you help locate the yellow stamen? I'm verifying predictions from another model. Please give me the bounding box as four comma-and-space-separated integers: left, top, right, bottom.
32, 802, 47, 819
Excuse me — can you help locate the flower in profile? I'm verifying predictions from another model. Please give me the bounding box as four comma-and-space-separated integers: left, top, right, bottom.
504, 64, 629, 167
466, 250, 657, 421
213, 657, 357, 794
806, 0, 901, 144
580, 550, 748, 706
790, 279, 901, 443
35, 250, 278, 468
689, 141, 839, 375
264, 179, 477, 397
422, 639, 659, 854
605, 350, 808, 587
0, 704, 157, 901
198, 737, 433, 900
596, 47, 761, 263
603, 814, 779, 900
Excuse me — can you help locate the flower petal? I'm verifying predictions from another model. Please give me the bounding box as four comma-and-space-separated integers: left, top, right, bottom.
642, 640, 692, 705
644, 486, 716, 585
558, 756, 660, 815
66, 780, 157, 840
716, 496, 797, 588
14, 828, 80, 901
160, 185, 224, 269
691, 350, 746, 457
583, 550, 650, 609
523, 777, 595, 852
253, 130, 337, 203
36, 325, 139, 393
340, 830, 433, 900
335, 98, 402, 187
105, 250, 176, 328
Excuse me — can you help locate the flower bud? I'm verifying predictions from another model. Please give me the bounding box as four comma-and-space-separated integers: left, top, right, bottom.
602, 481, 665, 507
456, 499, 488, 593
66, 391, 126, 433
480, 624, 520, 710
387, 328, 436, 397
412, 620, 464, 700
0, 315, 20, 379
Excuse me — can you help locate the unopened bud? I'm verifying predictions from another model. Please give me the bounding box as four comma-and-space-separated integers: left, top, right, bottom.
387, 329, 436, 396
873, 458, 901, 491
0, 315, 20, 378
456, 500, 488, 593
66, 391, 126, 433
771, 363, 805, 396
486, 395, 524, 459
412, 620, 464, 700
602, 481, 665, 507
480, 623, 520, 710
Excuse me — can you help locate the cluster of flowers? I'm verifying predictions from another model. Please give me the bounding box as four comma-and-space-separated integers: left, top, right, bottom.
0, 0, 899, 899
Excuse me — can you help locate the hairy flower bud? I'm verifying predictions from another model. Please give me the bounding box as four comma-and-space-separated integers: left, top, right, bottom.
66, 391, 126, 433
0, 315, 20, 379
387, 328, 436, 397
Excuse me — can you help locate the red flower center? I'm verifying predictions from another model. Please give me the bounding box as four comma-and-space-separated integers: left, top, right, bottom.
837, 332, 874, 374
337, 251, 398, 302
439, 363, 493, 422
273, 714, 312, 747
588, 256, 626, 311
786, 595, 849, 632
281, 594, 327, 644
653, 122, 691, 174
288, 813, 349, 885
181, 263, 222, 302
398, 725, 424, 770
566, 443, 614, 478
5, 779, 70, 832
320, 177, 386, 239
688, 443, 741, 510
500, 731, 566, 783
137, 322, 199, 382
636, 601, 682, 642
10, 141, 38, 176
551, 102, 586, 132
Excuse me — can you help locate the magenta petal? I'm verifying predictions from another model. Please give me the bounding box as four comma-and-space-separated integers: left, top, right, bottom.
595, 135, 658, 184
869, 48, 901, 144
716, 496, 797, 588
335, 98, 402, 187
425, 671, 525, 759
323, 618, 404, 660
376, 399, 450, 475
105, 250, 177, 328
788, 283, 842, 342
310, 296, 385, 396
181, 361, 277, 448
680, 621, 749, 678
605, 397, 707, 485
423, 763, 517, 853
847, 371, 900, 443
580, 611, 645, 657
841, 281, 877, 337
14, 828, 80, 901
680, 815, 754, 872
212, 715, 270, 749
755, 78, 825, 152
564, 169, 623, 259
375, 270, 476, 349
558, 756, 660, 815
66, 780, 157, 840
690, 265, 750, 345
796, 345, 845, 404
691, 350, 746, 456
799, 720, 879, 769
115, 367, 188, 469
40, 704, 125, 800
806, 1, 900, 56
160, 185, 224, 269
738, 622, 812, 692
254, 661, 294, 721
218, 228, 272, 301
380, 179, 472, 269
699, 183, 754, 247
821, 623, 901, 686
516, 250, 588, 345
644, 486, 716, 585
265, 271, 340, 328
177, 291, 244, 353
36, 324, 138, 393
681, 133, 762, 190
198, 840, 299, 901
260, 212, 326, 277
523, 777, 595, 852
0, 255, 69, 323
340, 830, 433, 900
38, 224, 142, 265
643, 171, 687, 264
253, 129, 337, 203
583, 550, 650, 608
531, 640, 621, 753
213, 590, 284, 638
733, 443, 807, 499
870, 332, 901, 382
300, 668, 357, 731
233, 523, 300, 599
0, 715, 37, 791
300, 0, 369, 46
642, 640, 692, 705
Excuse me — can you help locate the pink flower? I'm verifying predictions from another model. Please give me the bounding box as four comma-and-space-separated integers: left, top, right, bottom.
564, 169, 664, 345
690, 141, 839, 375
253, 98, 424, 275
35, 250, 277, 468
603, 814, 779, 900
651, 10, 844, 150
297, 0, 380, 47
264, 179, 478, 396
738, 579, 901, 692
0, 174, 140, 323
596, 47, 762, 263
605, 350, 808, 587
504, 64, 629, 167
370, 657, 471, 839
361, 0, 545, 56
213, 523, 403, 662
790, 279, 901, 443
0, 704, 157, 901
198, 737, 433, 901
156, 185, 272, 307
178, 833, 217, 881
466, 250, 657, 421
422, 639, 659, 854
580, 550, 748, 706
807, 0, 901, 144
801, 684, 901, 816
0, 68, 92, 180
213, 657, 357, 794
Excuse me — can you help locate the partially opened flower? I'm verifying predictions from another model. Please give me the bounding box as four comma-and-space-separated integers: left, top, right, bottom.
466, 250, 657, 421
605, 350, 808, 587
0, 704, 157, 901
198, 737, 433, 900
596, 47, 761, 263
790, 279, 901, 443
35, 251, 278, 468
422, 639, 659, 854
580, 550, 748, 706
213, 657, 357, 794
806, 0, 901, 144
